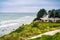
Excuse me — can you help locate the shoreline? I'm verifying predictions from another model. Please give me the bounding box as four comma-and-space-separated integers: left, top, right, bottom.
0, 16, 35, 37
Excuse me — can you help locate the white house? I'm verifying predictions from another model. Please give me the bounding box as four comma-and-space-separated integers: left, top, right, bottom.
40, 15, 60, 22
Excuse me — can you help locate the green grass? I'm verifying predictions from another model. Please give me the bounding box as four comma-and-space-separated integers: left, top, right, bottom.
30, 32, 60, 40
0, 22, 60, 40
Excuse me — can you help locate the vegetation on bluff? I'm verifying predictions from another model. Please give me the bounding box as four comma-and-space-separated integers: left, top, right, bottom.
0, 22, 60, 40
30, 32, 60, 40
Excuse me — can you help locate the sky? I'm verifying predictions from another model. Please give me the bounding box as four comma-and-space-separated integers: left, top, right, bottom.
0, 0, 60, 13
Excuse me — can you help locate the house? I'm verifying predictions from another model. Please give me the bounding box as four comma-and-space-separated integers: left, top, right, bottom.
40, 15, 60, 22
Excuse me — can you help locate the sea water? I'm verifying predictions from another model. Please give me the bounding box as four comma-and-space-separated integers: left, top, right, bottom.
0, 13, 36, 21
0, 13, 36, 36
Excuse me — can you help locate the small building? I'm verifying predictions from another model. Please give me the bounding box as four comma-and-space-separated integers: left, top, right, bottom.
40, 15, 60, 22
41, 18, 60, 22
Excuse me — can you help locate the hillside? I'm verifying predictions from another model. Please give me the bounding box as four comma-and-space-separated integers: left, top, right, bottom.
30, 32, 60, 40
0, 22, 60, 40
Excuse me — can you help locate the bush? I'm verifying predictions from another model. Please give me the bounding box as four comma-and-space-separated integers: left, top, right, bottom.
0, 22, 60, 40
56, 20, 60, 23
30, 32, 60, 40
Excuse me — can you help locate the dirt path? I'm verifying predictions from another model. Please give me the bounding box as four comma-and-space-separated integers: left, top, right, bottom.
27, 29, 60, 40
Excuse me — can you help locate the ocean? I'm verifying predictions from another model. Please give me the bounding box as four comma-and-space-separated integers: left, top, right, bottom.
0, 13, 36, 36
0, 13, 36, 21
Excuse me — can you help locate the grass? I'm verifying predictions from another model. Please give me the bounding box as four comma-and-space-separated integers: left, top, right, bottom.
0, 22, 60, 40
30, 32, 60, 40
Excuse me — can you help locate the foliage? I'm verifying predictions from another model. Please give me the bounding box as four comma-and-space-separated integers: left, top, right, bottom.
56, 20, 60, 23
30, 32, 60, 40
0, 22, 60, 40
48, 9, 60, 18
48, 9, 56, 18
37, 9, 47, 19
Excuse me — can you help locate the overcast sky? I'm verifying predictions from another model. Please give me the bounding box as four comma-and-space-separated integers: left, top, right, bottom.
0, 0, 60, 12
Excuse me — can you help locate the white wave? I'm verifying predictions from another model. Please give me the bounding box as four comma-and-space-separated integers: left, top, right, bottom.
0, 16, 35, 25
0, 23, 20, 36
0, 16, 35, 37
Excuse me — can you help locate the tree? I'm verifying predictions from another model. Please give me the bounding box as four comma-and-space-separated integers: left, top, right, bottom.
48, 9, 56, 22
55, 11, 60, 18
48, 10, 52, 22
37, 9, 47, 19
52, 9, 56, 22
56, 9, 60, 18
48, 10, 52, 18
48, 9, 60, 18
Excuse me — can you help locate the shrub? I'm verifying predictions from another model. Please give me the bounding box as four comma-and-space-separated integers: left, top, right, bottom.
56, 20, 60, 23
